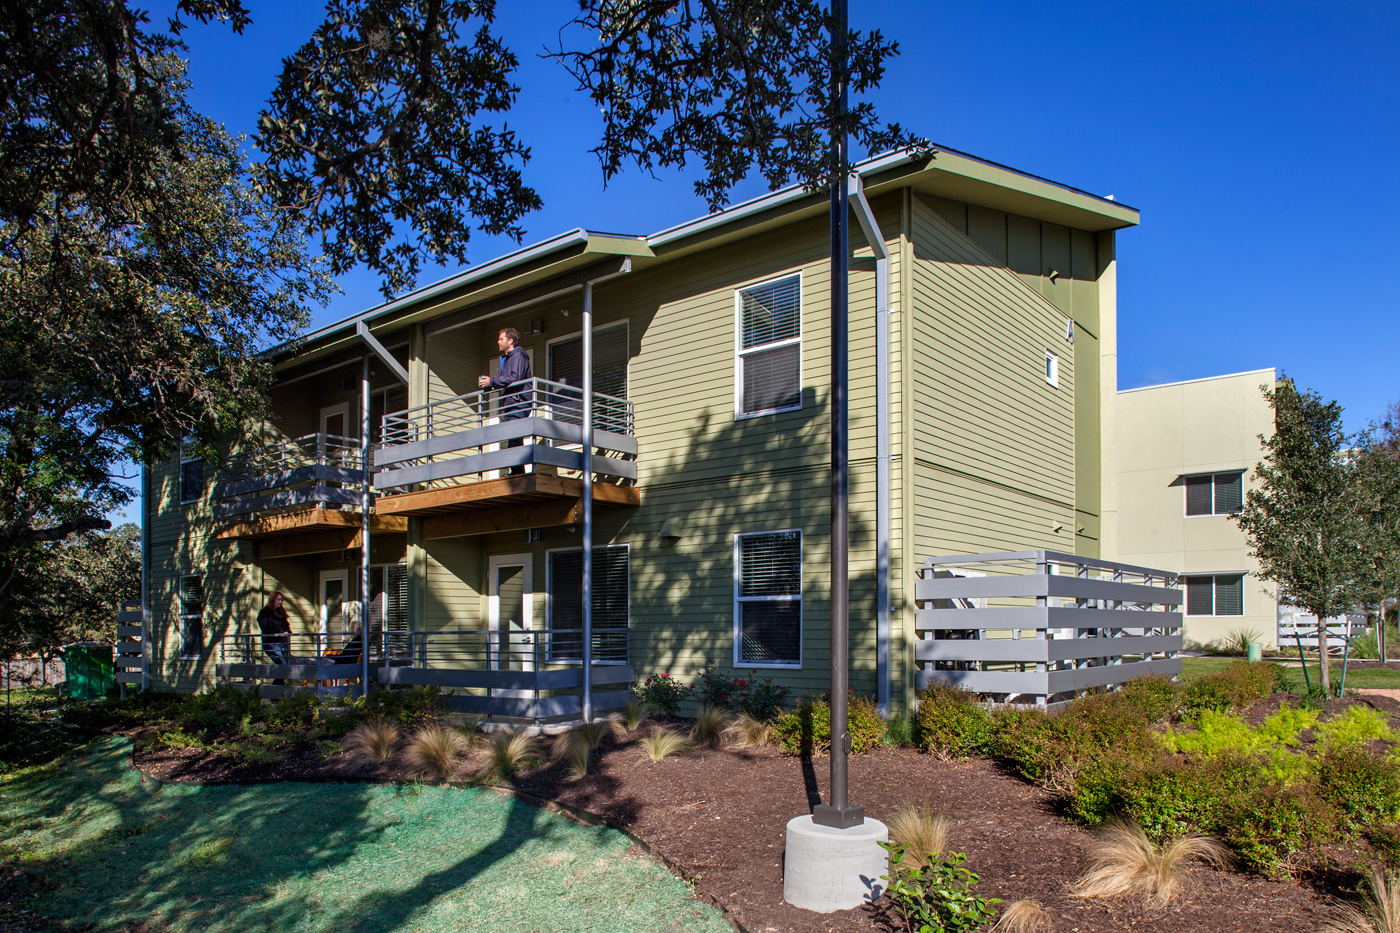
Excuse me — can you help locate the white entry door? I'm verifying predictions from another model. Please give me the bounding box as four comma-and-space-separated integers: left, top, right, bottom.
487, 555, 533, 673
319, 570, 350, 654
320, 402, 351, 439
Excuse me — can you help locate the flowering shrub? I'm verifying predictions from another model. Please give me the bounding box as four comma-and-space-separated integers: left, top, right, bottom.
693, 663, 790, 721
633, 673, 691, 716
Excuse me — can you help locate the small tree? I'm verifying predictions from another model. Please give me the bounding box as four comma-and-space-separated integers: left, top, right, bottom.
1234, 380, 1365, 695
1354, 417, 1400, 662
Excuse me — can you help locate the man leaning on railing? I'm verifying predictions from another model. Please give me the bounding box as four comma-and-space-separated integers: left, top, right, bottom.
478, 326, 532, 476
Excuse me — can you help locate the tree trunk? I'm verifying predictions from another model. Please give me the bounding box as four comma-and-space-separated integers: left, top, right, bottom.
1317, 616, 1331, 695
1382, 598, 1390, 665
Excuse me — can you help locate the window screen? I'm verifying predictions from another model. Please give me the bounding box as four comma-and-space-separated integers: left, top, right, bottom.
371, 564, 410, 655
1185, 472, 1244, 516
737, 530, 801, 664
1184, 576, 1214, 616
1214, 473, 1244, 513
1185, 476, 1213, 516
1214, 574, 1244, 616
1184, 574, 1245, 616
548, 323, 629, 400
179, 575, 204, 659
737, 275, 801, 415
548, 545, 629, 662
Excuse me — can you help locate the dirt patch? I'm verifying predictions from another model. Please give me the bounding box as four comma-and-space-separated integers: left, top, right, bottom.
130, 729, 1338, 933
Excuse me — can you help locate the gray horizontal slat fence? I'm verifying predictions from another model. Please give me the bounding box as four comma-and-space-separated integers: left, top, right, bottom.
915, 550, 1182, 706
115, 599, 146, 694
214, 433, 367, 521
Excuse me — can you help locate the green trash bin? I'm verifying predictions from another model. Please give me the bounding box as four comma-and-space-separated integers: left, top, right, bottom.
1246, 642, 1263, 664
64, 643, 114, 700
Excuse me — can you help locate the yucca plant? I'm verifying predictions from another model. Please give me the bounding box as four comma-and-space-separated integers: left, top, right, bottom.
639, 726, 692, 762
1071, 820, 1230, 907
1324, 869, 1400, 933
690, 705, 733, 748
404, 724, 468, 781
340, 720, 400, 772
885, 804, 953, 870
990, 899, 1052, 933
483, 729, 541, 781
722, 712, 772, 749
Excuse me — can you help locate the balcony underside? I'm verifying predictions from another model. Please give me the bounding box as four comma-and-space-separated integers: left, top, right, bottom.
215, 508, 408, 559
375, 473, 640, 540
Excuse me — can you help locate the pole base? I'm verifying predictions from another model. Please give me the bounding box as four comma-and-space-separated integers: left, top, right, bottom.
812, 803, 866, 828
783, 814, 888, 912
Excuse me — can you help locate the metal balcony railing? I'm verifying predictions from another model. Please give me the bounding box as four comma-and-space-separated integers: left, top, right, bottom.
374, 378, 636, 490
214, 433, 367, 520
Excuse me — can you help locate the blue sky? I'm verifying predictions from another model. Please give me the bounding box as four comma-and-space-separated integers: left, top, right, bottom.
152, 0, 1396, 422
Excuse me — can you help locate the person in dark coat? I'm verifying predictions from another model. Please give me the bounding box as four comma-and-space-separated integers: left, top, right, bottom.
478, 326, 532, 474
257, 592, 293, 684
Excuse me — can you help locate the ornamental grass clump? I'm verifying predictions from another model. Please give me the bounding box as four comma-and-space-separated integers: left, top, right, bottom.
1323, 869, 1400, 933
404, 724, 469, 781
690, 705, 733, 748
483, 729, 541, 782
639, 726, 692, 762
340, 720, 400, 772
1071, 819, 1230, 907
990, 899, 1052, 933
722, 713, 772, 749
611, 698, 651, 740
884, 803, 952, 870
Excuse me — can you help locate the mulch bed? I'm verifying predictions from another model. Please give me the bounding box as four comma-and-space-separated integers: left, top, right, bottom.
124, 707, 1353, 933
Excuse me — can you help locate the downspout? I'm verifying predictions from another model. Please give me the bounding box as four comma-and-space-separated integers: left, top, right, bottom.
848, 175, 892, 710
580, 259, 633, 723
355, 322, 410, 698
141, 464, 151, 692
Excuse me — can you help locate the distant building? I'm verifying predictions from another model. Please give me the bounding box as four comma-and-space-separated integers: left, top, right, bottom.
1113, 369, 1278, 649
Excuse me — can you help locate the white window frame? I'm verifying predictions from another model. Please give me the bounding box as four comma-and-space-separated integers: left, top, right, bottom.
179, 438, 204, 505
1183, 572, 1246, 617
545, 543, 630, 665
1183, 471, 1246, 518
1045, 351, 1060, 387
178, 574, 204, 660
734, 272, 803, 419
733, 529, 803, 668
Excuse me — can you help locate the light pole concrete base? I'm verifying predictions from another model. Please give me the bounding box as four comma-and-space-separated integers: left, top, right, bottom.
782, 814, 889, 912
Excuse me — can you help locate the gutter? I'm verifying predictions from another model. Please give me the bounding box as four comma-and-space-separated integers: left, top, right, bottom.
847, 175, 892, 710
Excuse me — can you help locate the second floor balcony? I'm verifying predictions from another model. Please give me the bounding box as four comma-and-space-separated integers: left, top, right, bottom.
373, 377, 636, 491
214, 433, 367, 521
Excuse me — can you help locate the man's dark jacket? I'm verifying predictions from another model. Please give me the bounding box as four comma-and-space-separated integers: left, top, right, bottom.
488, 346, 532, 418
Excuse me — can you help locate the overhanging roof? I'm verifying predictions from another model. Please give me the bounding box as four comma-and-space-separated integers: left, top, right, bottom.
271, 144, 1138, 366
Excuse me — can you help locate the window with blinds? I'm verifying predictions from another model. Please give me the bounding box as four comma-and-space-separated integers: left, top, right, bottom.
737, 274, 801, 416
370, 564, 410, 655
547, 545, 629, 662
1185, 472, 1244, 516
735, 530, 802, 665
548, 322, 629, 400
1184, 573, 1245, 616
179, 574, 204, 659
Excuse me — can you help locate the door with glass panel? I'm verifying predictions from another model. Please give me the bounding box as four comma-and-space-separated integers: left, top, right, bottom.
487, 555, 533, 672
318, 570, 349, 654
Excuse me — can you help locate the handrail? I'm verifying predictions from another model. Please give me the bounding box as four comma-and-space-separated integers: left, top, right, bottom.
378, 628, 629, 667
380, 378, 633, 448
218, 433, 365, 488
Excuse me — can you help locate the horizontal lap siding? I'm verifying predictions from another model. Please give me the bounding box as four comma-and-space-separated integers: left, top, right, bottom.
910, 195, 1077, 563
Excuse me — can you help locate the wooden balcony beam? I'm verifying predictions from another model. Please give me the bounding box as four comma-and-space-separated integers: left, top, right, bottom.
217, 508, 407, 540
421, 498, 581, 540
375, 473, 639, 517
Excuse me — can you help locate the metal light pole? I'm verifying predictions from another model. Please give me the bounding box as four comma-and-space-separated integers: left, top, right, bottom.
812, 0, 863, 830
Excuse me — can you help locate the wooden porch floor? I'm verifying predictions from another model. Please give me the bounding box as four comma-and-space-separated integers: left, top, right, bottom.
374, 473, 640, 540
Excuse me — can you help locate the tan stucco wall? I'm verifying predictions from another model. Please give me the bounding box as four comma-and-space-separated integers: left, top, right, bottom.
1114, 369, 1278, 648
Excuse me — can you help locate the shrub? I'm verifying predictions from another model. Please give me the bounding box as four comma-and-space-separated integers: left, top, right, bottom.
1350, 625, 1400, 661
1259, 704, 1320, 747
880, 846, 1001, 933
691, 664, 790, 720
1181, 661, 1282, 716
1218, 781, 1336, 878
633, 673, 691, 716
914, 684, 995, 760
1071, 820, 1230, 907
358, 686, 446, 729
1316, 745, 1400, 829
772, 693, 883, 756
1320, 706, 1395, 748
1115, 759, 1220, 840
1368, 826, 1400, 871
883, 712, 913, 748
266, 690, 320, 730
1114, 675, 1182, 722
1163, 709, 1265, 757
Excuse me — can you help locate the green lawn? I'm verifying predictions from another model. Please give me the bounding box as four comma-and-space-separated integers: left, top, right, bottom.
1180, 656, 1400, 690
0, 736, 729, 933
